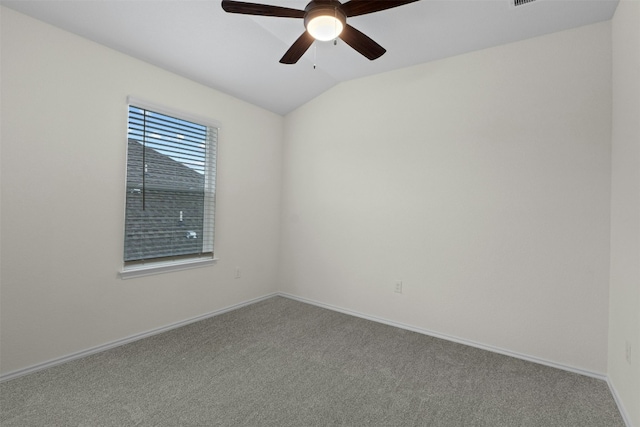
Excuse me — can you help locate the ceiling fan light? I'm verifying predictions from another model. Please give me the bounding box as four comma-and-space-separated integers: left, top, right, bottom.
306, 15, 344, 41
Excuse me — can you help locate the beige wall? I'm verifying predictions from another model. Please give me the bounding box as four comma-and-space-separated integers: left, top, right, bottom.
281, 22, 613, 374
0, 7, 283, 375
609, 0, 640, 424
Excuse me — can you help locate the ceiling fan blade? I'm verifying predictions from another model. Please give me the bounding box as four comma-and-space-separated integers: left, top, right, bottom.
339, 24, 386, 60
280, 31, 315, 64
221, 0, 305, 18
341, 0, 420, 17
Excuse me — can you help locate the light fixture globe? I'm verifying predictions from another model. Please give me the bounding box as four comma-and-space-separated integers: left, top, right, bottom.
306, 15, 344, 41
304, 2, 346, 41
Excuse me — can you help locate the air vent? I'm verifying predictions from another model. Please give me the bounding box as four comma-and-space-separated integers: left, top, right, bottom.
514, 0, 536, 6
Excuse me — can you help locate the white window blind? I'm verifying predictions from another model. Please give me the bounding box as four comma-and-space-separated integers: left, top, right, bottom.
124, 103, 218, 265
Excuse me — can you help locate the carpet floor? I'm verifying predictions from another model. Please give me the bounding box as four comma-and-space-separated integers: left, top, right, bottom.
0, 296, 625, 426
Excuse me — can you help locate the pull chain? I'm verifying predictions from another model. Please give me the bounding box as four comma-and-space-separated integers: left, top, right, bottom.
334, 7, 338, 45
313, 8, 339, 70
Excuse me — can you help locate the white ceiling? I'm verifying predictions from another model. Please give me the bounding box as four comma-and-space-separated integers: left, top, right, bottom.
1, 0, 618, 115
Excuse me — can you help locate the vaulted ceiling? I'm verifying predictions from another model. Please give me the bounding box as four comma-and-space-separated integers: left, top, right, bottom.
1, 0, 619, 115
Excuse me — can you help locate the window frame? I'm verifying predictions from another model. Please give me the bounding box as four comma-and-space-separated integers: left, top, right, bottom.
120, 97, 220, 279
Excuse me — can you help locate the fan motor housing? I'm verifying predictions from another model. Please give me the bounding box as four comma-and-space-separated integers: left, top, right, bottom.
304, 0, 347, 33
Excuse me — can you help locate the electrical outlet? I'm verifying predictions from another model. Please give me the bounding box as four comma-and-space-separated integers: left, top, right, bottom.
626, 341, 632, 365
234, 267, 241, 279
394, 281, 402, 294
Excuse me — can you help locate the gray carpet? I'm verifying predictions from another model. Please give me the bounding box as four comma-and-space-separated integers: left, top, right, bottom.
0, 296, 625, 426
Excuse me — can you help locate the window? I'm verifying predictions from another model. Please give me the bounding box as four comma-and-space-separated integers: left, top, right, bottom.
121, 99, 218, 278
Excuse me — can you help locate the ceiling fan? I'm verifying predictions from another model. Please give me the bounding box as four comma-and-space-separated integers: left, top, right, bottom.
221, 0, 420, 64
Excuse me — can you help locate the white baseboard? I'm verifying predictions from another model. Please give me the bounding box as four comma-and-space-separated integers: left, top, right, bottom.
277, 292, 608, 380
0, 293, 278, 383
607, 376, 635, 427
279, 292, 640, 425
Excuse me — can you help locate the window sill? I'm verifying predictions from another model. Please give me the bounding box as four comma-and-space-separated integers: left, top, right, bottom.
119, 257, 218, 280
